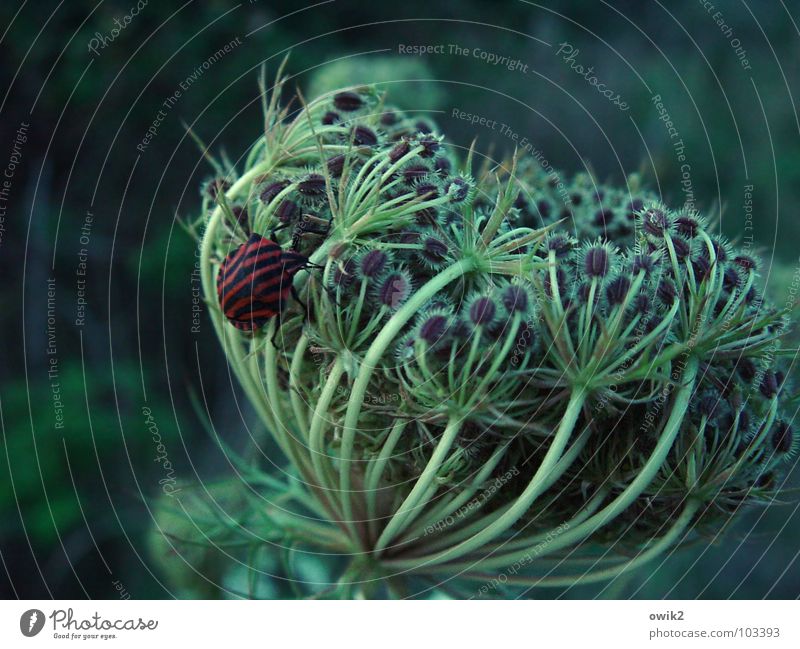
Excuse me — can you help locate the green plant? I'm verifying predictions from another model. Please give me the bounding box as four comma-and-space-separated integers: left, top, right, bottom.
168, 67, 795, 599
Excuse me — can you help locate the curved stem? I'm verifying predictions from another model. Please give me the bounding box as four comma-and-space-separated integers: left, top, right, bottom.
401, 356, 699, 572
365, 419, 409, 540
308, 357, 346, 517
465, 500, 700, 588
374, 415, 462, 553
385, 388, 586, 566
403, 442, 511, 543
339, 259, 476, 537
289, 333, 311, 439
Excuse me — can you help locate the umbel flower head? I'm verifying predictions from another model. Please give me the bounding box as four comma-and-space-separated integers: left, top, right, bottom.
170, 65, 794, 599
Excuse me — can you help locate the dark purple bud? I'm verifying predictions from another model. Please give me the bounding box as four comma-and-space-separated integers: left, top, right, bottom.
734, 255, 758, 272
642, 208, 669, 237
692, 255, 711, 280
414, 207, 439, 226
399, 230, 421, 245
737, 358, 757, 381
389, 140, 410, 163
632, 254, 656, 275
327, 154, 346, 178
772, 421, 793, 454
378, 272, 410, 308
434, 157, 451, 176
570, 192, 583, 206
422, 237, 448, 264
322, 111, 341, 125
754, 472, 775, 489
297, 173, 326, 197
469, 297, 496, 326
760, 371, 779, 398
711, 239, 729, 262
380, 111, 397, 125
419, 135, 439, 158
606, 276, 631, 306
445, 177, 469, 202
671, 236, 691, 260
415, 182, 439, 199
260, 179, 290, 204
360, 250, 388, 278
698, 392, 720, 418
547, 235, 572, 258
626, 198, 644, 221
415, 120, 433, 134
276, 200, 298, 223
205, 177, 231, 199
739, 408, 752, 432
501, 285, 528, 313
723, 265, 741, 290
675, 216, 700, 238
537, 200, 552, 220
231, 205, 249, 232
657, 280, 676, 303
584, 246, 610, 278
403, 165, 429, 184
419, 315, 448, 344
351, 125, 378, 146
333, 91, 363, 112
543, 268, 567, 299
634, 292, 651, 314
578, 282, 601, 305
594, 209, 614, 228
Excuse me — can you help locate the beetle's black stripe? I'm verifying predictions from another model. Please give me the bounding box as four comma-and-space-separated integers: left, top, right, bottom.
215, 233, 312, 332
226, 284, 290, 318
219, 249, 283, 294
219, 271, 286, 314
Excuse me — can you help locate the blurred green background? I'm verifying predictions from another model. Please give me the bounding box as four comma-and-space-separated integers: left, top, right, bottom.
0, 0, 798, 598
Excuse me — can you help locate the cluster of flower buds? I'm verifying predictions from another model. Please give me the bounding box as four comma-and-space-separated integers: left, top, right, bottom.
187, 75, 794, 598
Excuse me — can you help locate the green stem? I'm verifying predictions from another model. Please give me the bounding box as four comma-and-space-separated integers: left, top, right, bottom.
385, 387, 587, 566
403, 442, 511, 542
339, 259, 477, 537
374, 415, 463, 553
468, 500, 700, 588
365, 419, 409, 540
308, 357, 346, 513
406, 356, 699, 572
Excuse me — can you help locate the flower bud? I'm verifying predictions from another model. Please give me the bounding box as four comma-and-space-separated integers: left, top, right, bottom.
584, 244, 612, 278
297, 173, 326, 197
360, 249, 389, 279
377, 271, 411, 309
641, 207, 670, 238
760, 371, 779, 399
351, 125, 378, 146
675, 216, 700, 238
468, 296, 497, 327
772, 421, 794, 454
333, 90, 364, 112
501, 285, 530, 314
260, 179, 290, 204
606, 275, 631, 306
418, 314, 449, 345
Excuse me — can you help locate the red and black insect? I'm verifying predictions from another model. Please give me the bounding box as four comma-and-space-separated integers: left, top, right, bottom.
216, 233, 310, 332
